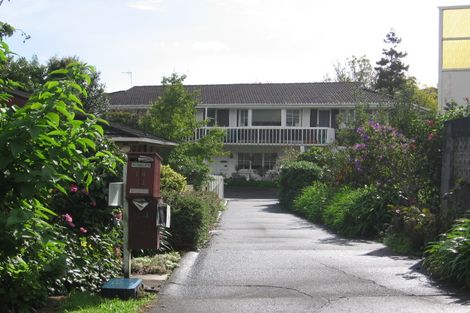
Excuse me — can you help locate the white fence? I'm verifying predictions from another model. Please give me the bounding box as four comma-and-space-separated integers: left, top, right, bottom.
193, 127, 335, 145
206, 175, 224, 199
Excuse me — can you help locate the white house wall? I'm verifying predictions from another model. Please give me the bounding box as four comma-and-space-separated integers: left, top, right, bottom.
209, 145, 298, 177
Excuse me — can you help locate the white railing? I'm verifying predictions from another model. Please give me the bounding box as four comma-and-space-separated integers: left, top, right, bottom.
206, 175, 224, 199
192, 127, 335, 145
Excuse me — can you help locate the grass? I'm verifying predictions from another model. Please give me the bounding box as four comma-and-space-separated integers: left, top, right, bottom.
42, 292, 156, 313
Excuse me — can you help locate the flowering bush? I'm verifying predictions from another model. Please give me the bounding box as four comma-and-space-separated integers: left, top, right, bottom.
348, 120, 417, 203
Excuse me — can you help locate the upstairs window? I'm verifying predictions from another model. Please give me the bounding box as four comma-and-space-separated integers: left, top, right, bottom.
252, 109, 281, 126
286, 109, 301, 127
237, 109, 248, 126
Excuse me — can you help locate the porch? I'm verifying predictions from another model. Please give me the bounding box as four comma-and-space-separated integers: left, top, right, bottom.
193, 127, 335, 146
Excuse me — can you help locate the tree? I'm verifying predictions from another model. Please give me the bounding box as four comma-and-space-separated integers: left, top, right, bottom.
374, 31, 409, 96
2, 55, 109, 115
140, 73, 202, 142
140, 73, 226, 188
327, 55, 376, 89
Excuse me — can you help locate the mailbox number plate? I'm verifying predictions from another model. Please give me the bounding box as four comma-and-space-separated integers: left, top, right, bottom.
131, 162, 151, 168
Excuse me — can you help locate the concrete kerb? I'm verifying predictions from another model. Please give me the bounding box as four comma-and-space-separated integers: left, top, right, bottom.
159, 251, 199, 296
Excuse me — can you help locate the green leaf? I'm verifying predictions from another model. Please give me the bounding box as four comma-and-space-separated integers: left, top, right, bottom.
44, 81, 59, 89
10, 140, 26, 157
49, 68, 68, 76
79, 138, 96, 150
56, 105, 74, 121
46, 112, 60, 127
93, 124, 104, 136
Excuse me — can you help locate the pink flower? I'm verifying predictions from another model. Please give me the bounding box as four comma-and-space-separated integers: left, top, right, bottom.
90, 200, 97, 207
70, 183, 78, 193
79, 227, 87, 234
63, 214, 75, 227
427, 133, 435, 141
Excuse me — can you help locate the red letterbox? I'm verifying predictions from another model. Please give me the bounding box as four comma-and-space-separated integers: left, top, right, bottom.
126, 153, 162, 199
126, 152, 162, 249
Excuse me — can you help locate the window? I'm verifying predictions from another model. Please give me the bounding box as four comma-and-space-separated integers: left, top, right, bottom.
263, 153, 277, 170
310, 109, 331, 127
207, 109, 229, 127
252, 109, 281, 126
237, 153, 251, 170
196, 108, 205, 122
286, 109, 301, 127
318, 110, 330, 127
237, 109, 248, 126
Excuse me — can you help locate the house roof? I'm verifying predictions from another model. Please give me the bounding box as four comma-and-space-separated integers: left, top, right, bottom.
107, 82, 391, 108
104, 122, 177, 147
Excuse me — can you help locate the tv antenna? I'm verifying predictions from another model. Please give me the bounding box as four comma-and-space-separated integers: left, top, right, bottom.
122, 72, 133, 88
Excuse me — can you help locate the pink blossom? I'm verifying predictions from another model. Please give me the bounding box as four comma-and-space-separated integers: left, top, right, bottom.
79, 227, 87, 234
63, 214, 75, 227
427, 133, 435, 141
90, 200, 97, 207
70, 183, 78, 193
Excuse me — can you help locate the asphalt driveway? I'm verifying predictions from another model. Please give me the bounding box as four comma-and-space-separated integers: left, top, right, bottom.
152, 188, 469, 313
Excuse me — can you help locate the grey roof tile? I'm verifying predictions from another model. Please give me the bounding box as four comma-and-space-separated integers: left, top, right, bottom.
107, 82, 390, 106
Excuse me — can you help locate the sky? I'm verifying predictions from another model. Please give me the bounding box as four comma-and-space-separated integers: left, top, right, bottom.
1, 0, 469, 92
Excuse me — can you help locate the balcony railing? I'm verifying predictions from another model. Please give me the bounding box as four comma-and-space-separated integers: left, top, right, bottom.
191, 127, 335, 145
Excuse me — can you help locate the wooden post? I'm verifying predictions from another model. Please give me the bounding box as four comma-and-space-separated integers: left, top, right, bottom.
122, 164, 131, 278
440, 122, 453, 224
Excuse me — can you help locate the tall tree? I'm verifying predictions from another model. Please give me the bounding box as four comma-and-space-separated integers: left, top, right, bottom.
140, 73, 226, 188
328, 55, 375, 89
374, 31, 409, 96
2, 55, 109, 115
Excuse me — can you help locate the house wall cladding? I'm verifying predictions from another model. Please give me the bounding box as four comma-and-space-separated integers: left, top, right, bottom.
441, 116, 470, 226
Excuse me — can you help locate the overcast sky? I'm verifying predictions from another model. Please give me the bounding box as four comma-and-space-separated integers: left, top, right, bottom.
1, 0, 469, 92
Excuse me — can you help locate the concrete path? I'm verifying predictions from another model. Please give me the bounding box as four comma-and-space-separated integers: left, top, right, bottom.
152, 189, 469, 313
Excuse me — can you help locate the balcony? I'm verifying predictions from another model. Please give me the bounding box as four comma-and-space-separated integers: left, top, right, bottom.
192, 127, 335, 146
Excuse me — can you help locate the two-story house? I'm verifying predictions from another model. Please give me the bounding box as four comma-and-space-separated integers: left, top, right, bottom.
108, 82, 390, 178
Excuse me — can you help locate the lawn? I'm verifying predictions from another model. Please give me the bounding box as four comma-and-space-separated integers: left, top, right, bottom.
41, 292, 156, 313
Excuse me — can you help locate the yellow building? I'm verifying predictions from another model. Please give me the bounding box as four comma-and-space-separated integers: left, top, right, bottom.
439, 5, 470, 110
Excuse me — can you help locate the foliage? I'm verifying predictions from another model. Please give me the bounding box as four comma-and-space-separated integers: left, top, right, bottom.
140, 73, 202, 142
161, 165, 187, 193
348, 120, 416, 202
322, 186, 393, 238
374, 31, 409, 96
131, 252, 181, 275
278, 161, 323, 209
47, 226, 122, 295
293, 182, 334, 223
163, 190, 224, 251
326, 55, 375, 89
140, 73, 226, 188
2, 55, 109, 115
424, 218, 470, 289
53, 291, 155, 313
0, 32, 123, 311
105, 110, 141, 127
385, 206, 437, 254
168, 128, 226, 188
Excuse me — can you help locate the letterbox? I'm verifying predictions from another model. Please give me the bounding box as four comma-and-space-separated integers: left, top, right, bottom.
126, 152, 162, 199
126, 152, 163, 249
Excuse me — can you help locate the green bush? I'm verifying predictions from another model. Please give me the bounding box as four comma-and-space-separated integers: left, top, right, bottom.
293, 182, 334, 223
385, 206, 437, 254
297, 146, 333, 168
161, 165, 187, 193
322, 186, 392, 238
278, 161, 323, 210
164, 190, 224, 250
423, 218, 470, 289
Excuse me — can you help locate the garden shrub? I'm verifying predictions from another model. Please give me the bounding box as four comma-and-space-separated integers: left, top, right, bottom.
293, 182, 334, 223
278, 161, 322, 210
322, 186, 393, 238
0, 36, 123, 311
131, 252, 181, 275
161, 165, 187, 193
163, 190, 224, 250
385, 205, 437, 254
424, 218, 470, 289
